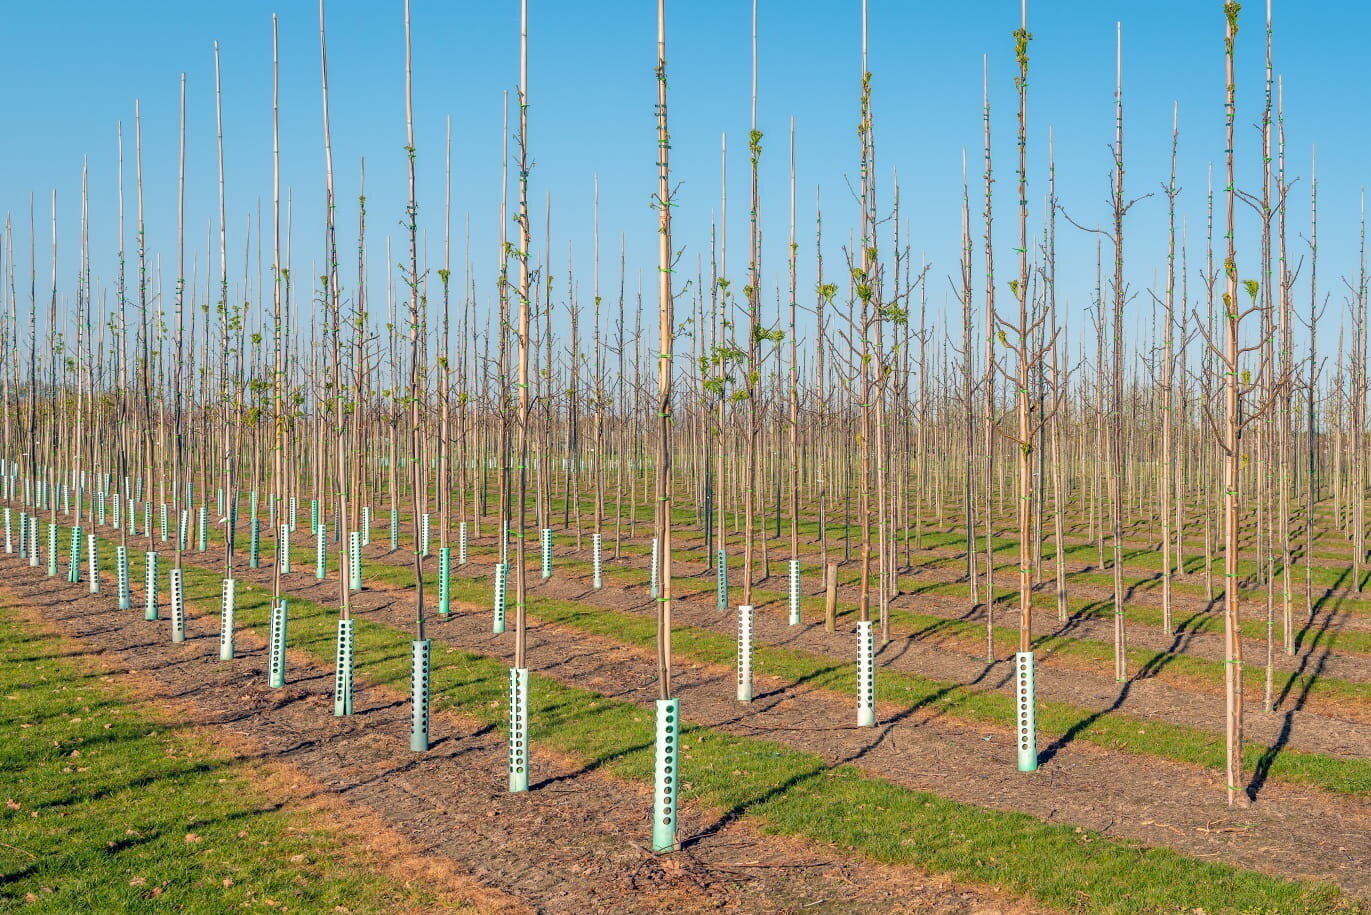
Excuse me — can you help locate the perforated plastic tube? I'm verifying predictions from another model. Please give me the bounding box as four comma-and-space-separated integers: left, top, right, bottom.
651, 698, 680, 853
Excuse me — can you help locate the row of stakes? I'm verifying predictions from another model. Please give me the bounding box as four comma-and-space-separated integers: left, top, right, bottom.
3, 468, 1041, 854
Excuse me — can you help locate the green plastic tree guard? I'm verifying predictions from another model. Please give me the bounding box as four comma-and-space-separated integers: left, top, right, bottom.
349, 531, 363, 591
333, 618, 354, 716
219, 578, 237, 660
67, 526, 81, 583
716, 549, 728, 609
649, 538, 660, 599
787, 559, 801, 625
736, 604, 753, 702
540, 527, 552, 580
410, 639, 431, 751
591, 532, 603, 589
144, 551, 160, 621
508, 666, 529, 792
652, 697, 680, 853
857, 620, 875, 727
438, 547, 451, 615
1016, 650, 1039, 772
390, 509, 400, 552
314, 524, 326, 579
493, 561, 509, 634
170, 567, 186, 643
87, 531, 99, 593
116, 545, 131, 610
268, 600, 288, 688
279, 523, 291, 573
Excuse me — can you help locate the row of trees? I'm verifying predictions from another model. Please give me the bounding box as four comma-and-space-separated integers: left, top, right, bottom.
0, 4, 1359, 848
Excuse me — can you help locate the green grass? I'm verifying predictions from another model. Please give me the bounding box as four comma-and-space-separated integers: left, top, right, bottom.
0, 598, 459, 913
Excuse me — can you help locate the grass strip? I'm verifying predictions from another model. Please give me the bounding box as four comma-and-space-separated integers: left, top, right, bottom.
0, 594, 457, 913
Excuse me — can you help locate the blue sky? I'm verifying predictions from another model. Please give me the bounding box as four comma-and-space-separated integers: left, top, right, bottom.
1, 1, 1364, 373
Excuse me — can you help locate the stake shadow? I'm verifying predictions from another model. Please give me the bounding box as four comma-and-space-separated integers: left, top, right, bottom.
1250, 600, 1337, 802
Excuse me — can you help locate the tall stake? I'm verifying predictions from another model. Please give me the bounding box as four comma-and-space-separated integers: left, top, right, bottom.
169, 70, 187, 641
320, 0, 356, 713
402, 0, 430, 751
1009, 2, 1039, 772
1220, 0, 1249, 808
650, 0, 679, 854
510, 0, 533, 792
1108, 23, 1128, 681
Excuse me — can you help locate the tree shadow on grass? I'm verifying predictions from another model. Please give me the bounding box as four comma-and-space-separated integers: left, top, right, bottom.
1037, 679, 1136, 768
1295, 566, 1349, 654
682, 762, 828, 849
1249, 595, 1338, 802
752, 661, 846, 702
1276, 598, 1342, 712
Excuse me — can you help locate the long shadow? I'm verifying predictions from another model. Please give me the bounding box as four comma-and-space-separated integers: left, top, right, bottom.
683, 761, 828, 848
1168, 604, 1220, 658
0, 828, 168, 888
2, 645, 110, 665
1250, 595, 1338, 802
907, 615, 971, 643
1037, 679, 1136, 767
877, 636, 917, 668
30, 757, 234, 813
1295, 566, 1350, 654
690, 660, 1008, 844
752, 661, 846, 701
530, 736, 656, 790
1275, 587, 1342, 712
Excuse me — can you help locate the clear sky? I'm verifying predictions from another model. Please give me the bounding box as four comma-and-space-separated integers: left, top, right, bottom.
0, 1, 1364, 372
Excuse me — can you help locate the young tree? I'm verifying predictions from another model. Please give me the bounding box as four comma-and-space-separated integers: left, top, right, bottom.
650, 0, 679, 853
